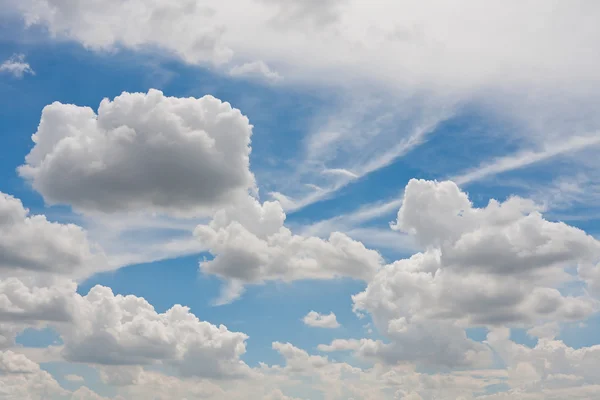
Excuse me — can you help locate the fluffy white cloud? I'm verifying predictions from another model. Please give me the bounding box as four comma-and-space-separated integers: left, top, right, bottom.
0, 192, 106, 348
18, 89, 255, 217
271, 341, 502, 400
76, 337, 600, 399
348, 179, 600, 368
320, 322, 492, 369
482, 327, 600, 398
0, 351, 38, 374
302, 311, 340, 329
0, 277, 77, 325
0, 350, 116, 400
60, 285, 251, 379
395, 179, 600, 272
111, 370, 225, 400
9, 0, 600, 219
5, 336, 599, 399
195, 196, 383, 303
0, 192, 106, 278
0, 53, 34, 78
14, 1, 232, 66
0, 350, 69, 399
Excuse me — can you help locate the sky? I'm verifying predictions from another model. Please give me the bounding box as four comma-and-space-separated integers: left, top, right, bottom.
0, 1, 600, 399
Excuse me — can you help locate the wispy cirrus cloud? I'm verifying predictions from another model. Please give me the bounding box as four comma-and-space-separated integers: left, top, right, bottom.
452, 134, 600, 186
0, 53, 34, 78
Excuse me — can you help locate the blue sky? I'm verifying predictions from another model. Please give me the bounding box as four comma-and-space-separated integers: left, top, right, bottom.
1, 2, 600, 400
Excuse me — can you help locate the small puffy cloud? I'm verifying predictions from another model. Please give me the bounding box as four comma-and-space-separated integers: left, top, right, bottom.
302, 311, 340, 328
0, 192, 106, 278
0, 54, 34, 78
60, 285, 251, 379
272, 342, 330, 373
317, 338, 363, 353
18, 89, 255, 217
229, 61, 282, 83
195, 196, 383, 303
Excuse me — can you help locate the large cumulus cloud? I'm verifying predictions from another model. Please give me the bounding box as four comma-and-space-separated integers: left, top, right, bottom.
337, 179, 600, 369
18, 89, 255, 217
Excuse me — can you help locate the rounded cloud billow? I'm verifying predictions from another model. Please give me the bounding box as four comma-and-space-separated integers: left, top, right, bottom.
60, 285, 252, 380
18, 89, 256, 217
194, 196, 384, 303
0, 192, 106, 277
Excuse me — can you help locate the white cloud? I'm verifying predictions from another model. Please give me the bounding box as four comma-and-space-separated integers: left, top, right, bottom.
0, 191, 106, 279
194, 196, 383, 303
270, 341, 501, 400
302, 311, 340, 329
229, 61, 282, 83
269, 95, 450, 212
0, 277, 77, 325
0, 350, 39, 374
9, 0, 600, 216
0, 54, 34, 78
485, 327, 600, 396
10, 1, 600, 92
396, 180, 600, 278
348, 179, 600, 368
451, 134, 600, 186
15, 1, 232, 66
60, 285, 252, 380
0, 350, 116, 400
10, 1, 600, 215
0, 350, 69, 399
18, 89, 255, 217
0, 191, 107, 348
